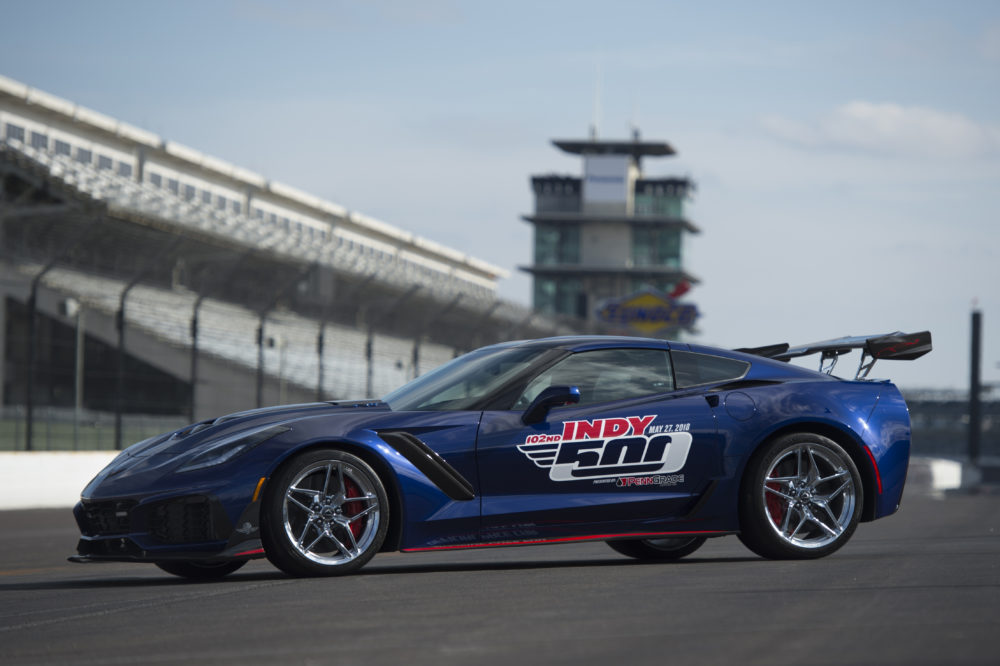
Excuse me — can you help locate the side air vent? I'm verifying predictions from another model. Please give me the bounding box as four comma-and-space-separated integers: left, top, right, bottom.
377, 431, 475, 501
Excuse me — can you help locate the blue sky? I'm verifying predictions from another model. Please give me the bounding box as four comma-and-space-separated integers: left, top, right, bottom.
2, 0, 998, 390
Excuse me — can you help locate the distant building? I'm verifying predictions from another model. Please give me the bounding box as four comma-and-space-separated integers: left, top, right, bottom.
521, 131, 700, 336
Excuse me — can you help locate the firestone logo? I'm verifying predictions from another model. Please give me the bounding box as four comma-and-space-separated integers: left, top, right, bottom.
517, 416, 692, 482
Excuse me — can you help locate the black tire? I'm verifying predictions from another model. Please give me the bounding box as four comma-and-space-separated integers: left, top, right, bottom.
155, 559, 247, 580
607, 536, 707, 560
739, 432, 862, 560
261, 448, 389, 577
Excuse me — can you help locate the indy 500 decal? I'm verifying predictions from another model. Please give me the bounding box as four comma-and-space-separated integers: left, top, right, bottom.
517, 416, 692, 482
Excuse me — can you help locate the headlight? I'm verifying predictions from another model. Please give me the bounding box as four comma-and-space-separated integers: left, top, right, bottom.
176, 424, 291, 473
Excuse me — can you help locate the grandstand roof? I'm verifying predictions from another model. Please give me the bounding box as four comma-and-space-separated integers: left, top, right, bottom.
0, 73, 508, 284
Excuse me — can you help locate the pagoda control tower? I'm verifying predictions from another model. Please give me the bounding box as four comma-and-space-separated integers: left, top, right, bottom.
521, 130, 700, 334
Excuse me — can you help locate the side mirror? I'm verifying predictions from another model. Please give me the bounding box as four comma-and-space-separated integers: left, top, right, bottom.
522, 385, 581, 425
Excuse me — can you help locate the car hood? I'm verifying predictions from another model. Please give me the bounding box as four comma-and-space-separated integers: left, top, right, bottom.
82, 401, 395, 498
121, 400, 392, 460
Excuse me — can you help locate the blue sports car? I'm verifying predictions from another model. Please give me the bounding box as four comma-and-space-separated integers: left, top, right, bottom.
71, 332, 930, 578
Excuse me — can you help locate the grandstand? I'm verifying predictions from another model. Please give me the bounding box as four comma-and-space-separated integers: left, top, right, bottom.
0, 74, 580, 451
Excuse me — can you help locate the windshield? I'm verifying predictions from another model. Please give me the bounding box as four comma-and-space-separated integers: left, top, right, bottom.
384, 344, 550, 411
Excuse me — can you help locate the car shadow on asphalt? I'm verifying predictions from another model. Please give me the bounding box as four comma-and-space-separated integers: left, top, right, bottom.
0, 554, 760, 591
356, 554, 760, 577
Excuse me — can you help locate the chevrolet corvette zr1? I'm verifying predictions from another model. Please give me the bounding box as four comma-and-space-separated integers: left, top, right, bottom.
70, 332, 930, 578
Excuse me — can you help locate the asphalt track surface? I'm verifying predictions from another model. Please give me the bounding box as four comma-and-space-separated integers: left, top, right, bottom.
2, 486, 998, 666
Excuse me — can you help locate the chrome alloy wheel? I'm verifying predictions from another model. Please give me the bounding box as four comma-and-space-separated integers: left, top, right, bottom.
281, 460, 382, 566
761, 442, 857, 550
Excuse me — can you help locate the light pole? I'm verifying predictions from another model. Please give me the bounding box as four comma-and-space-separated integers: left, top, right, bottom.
59, 297, 84, 449
268, 334, 288, 405
969, 309, 982, 465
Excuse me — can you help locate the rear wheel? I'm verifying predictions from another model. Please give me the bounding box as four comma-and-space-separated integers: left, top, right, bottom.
261, 448, 388, 577
155, 559, 247, 580
739, 433, 862, 559
607, 536, 707, 560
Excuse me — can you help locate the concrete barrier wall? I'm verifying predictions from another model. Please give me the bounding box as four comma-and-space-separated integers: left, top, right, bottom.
0, 451, 116, 510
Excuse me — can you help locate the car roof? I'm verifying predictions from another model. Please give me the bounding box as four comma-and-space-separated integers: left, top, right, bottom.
477, 336, 829, 384
501, 336, 675, 353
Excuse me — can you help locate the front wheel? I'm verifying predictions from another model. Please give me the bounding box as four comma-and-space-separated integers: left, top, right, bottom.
607, 536, 707, 560
739, 433, 862, 560
261, 448, 389, 577
155, 559, 247, 580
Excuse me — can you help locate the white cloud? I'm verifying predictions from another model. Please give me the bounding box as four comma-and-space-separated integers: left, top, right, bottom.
761, 101, 1000, 160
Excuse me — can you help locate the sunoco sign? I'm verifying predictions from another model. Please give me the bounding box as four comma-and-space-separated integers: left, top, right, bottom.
596, 288, 699, 335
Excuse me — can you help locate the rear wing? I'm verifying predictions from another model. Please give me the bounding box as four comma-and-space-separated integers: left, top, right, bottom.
735, 330, 932, 380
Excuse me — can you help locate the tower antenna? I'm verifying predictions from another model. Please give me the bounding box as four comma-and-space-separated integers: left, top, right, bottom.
590, 60, 602, 140
630, 97, 640, 139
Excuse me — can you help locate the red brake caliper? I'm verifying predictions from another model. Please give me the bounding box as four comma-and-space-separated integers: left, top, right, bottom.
343, 477, 364, 540
765, 480, 786, 527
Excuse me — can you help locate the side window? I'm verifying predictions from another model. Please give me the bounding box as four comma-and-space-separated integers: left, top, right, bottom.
515, 348, 673, 409
5, 123, 25, 142
671, 351, 749, 388
30, 131, 49, 150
